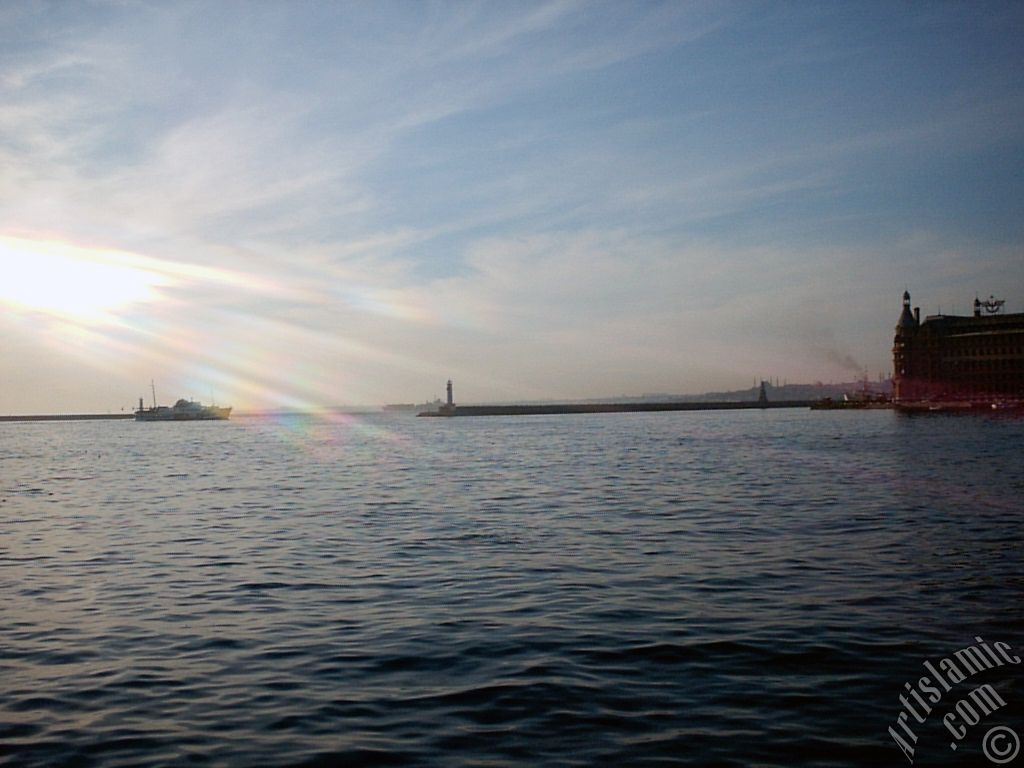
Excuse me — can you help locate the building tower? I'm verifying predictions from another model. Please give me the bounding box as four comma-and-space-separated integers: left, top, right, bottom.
892, 290, 919, 402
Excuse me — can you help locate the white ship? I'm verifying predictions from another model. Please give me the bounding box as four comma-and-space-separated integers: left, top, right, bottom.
135, 383, 231, 421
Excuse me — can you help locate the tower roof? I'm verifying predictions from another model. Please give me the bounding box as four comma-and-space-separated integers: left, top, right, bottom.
897, 291, 916, 330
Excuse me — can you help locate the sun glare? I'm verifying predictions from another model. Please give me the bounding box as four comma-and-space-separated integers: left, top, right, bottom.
0, 236, 171, 324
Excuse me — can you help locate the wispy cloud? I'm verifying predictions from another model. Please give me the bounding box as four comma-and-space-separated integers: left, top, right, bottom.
1, 2, 1023, 411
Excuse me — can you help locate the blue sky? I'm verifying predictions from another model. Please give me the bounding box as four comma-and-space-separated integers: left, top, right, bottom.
2, 1, 1022, 412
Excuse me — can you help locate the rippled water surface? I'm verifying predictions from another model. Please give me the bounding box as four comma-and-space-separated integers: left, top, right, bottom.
2, 410, 1022, 766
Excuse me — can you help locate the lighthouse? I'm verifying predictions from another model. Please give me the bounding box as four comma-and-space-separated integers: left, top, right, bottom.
440, 379, 456, 415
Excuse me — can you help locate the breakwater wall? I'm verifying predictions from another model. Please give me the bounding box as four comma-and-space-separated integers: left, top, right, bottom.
0, 414, 135, 423
419, 401, 814, 417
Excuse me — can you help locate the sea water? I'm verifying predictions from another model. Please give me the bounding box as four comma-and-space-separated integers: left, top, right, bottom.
1, 409, 1022, 766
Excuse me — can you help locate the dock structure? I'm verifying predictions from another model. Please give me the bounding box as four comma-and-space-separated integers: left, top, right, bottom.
419, 399, 814, 417
417, 379, 814, 417
0, 414, 135, 423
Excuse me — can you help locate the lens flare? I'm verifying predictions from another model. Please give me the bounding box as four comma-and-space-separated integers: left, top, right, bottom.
0, 236, 171, 324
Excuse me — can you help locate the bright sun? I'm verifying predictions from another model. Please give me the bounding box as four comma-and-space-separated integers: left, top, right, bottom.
0, 236, 170, 324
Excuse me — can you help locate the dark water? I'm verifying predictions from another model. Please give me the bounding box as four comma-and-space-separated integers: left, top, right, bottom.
1, 410, 1022, 767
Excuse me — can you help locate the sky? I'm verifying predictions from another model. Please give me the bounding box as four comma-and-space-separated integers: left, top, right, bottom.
2, 1, 1023, 413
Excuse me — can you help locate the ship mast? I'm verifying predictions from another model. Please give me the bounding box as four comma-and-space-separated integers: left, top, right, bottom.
151, 380, 157, 409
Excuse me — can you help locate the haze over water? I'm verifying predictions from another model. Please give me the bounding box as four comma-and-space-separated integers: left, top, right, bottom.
2, 410, 1021, 766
